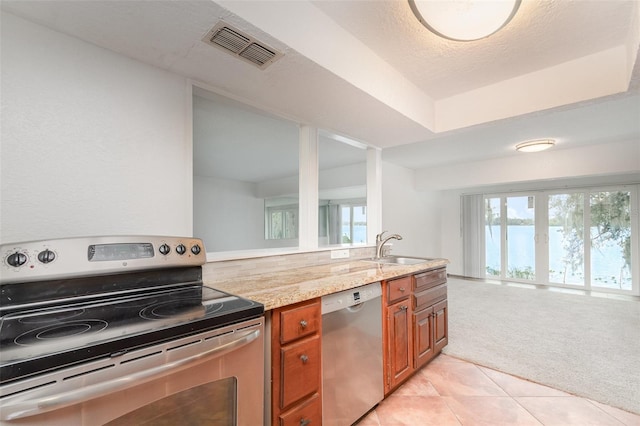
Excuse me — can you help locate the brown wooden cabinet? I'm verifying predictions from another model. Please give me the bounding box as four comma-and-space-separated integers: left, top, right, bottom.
383, 267, 448, 395
383, 276, 413, 393
271, 298, 322, 426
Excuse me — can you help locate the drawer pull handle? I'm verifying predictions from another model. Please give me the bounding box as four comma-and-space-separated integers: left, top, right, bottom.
399, 305, 408, 311
300, 418, 311, 426
300, 320, 308, 328
300, 354, 309, 364
399, 287, 406, 292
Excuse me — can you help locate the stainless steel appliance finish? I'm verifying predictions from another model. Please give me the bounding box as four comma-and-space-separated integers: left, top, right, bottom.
0, 235, 206, 284
321, 282, 383, 426
0, 317, 264, 425
0, 236, 264, 425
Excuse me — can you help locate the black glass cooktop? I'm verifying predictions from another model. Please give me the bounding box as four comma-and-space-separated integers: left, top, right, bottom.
0, 275, 263, 384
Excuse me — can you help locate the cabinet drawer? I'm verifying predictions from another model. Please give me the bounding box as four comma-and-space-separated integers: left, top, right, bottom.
280, 334, 321, 409
279, 301, 321, 344
414, 268, 447, 291
413, 284, 447, 310
279, 393, 321, 426
387, 276, 411, 304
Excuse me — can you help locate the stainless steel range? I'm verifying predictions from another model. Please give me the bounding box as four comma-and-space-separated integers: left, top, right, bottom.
0, 236, 264, 426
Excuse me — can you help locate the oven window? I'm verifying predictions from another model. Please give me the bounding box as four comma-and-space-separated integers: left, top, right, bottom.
105, 377, 237, 426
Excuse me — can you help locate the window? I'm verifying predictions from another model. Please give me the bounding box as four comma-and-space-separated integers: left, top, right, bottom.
485, 197, 501, 277
475, 185, 638, 294
506, 196, 535, 280
590, 191, 632, 291
484, 195, 536, 280
341, 204, 367, 244
318, 132, 368, 247
266, 205, 298, 240
548, 193, 584, 285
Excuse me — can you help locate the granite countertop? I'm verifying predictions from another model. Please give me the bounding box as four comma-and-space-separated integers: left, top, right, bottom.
207, 258, 449, 311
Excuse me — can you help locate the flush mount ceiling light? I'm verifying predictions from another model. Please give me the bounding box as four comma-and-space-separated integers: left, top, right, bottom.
409, 0, 521, 42
515, 139, 556, 153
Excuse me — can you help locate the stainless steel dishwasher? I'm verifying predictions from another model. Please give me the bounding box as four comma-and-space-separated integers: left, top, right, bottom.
321, 282, 383, 426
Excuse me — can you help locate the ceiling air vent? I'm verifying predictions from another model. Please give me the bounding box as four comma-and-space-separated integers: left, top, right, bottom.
203, 22, 283, 70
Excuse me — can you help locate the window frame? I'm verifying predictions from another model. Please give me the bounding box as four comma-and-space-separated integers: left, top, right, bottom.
480, 184, 639, 295
265, 204, 299, 240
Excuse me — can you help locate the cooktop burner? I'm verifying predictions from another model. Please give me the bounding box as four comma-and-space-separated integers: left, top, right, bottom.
15, 319, 109, 346
0, 285, 262, 383
0, 236, 264, 385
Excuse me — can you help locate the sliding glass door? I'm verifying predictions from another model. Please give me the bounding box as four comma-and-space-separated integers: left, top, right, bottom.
481, 186, 637, 294
548, 193, 584, 286
506, 196, 535, 280
485, 197, 501, 277
590, 191, 632, 291
484, 195, 536, 281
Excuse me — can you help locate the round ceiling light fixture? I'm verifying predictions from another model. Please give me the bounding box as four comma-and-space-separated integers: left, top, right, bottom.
409, 0, 521, 42
515, 139, 556, 153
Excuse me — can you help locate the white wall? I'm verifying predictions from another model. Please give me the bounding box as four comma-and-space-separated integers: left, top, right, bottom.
440, 190, 464, 275
1, 13, 191, 243
415, 139, 640, 191
194, 175, 282, 252
381, 161, 442, 258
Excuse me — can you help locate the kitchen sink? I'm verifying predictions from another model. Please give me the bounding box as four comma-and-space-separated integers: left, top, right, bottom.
365, 256, 434, 265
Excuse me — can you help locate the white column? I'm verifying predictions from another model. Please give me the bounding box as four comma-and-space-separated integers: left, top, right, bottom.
367, 147, 382, 245
299, 126, 319, 249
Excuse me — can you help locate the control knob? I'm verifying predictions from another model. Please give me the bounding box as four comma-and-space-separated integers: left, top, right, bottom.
176, 244, 186, 255
6, 252, 28, 267
191, 244, 201, 255
37, 249, 56, 264
159, 244, 171, 255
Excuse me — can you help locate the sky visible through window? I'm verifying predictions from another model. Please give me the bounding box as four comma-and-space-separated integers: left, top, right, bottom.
485, 191, 633, 291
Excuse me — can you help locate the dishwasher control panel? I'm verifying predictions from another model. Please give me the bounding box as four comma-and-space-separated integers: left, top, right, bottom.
321, 282, 382, 315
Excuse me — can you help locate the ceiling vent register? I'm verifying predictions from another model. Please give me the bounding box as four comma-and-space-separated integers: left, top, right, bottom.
203, 22, 283, 70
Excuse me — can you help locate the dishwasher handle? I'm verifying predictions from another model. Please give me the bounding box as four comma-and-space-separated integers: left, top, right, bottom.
321, 282, 381, 315
347, 302, 365, 313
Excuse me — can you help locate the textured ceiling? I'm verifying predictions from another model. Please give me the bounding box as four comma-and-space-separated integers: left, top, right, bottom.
2, 0, 639, 173
312, 0, 636, 99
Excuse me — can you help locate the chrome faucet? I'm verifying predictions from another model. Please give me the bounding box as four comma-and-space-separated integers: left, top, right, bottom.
375, 231, 402, 259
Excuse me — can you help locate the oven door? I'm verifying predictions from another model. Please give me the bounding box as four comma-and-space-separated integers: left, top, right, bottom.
0, 318, 264, 426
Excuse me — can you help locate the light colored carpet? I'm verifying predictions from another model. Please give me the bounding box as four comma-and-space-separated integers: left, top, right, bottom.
442, 277, 640, 415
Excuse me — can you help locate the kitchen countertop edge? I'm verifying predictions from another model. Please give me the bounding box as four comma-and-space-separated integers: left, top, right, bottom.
206, 258, 449, 311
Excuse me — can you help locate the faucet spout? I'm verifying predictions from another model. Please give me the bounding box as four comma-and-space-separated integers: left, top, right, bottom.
375, 232, 402, 259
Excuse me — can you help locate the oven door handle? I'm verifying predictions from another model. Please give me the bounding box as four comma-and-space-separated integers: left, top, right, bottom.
1, 327, 261, 421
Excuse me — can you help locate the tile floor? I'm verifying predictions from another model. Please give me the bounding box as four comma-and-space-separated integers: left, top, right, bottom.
356, 355, 640, 426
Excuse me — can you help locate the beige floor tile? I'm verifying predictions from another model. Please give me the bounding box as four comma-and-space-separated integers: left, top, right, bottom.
589, 400, 640, 426
478, 366, 572, 397
443, 396, 543, 426
374, 395, 461, 426
516, 396, 624, 425
421, 359, 508, 397
393, 371, 440, 397
359, 354, 635, 426
354, 410, 381, 426
428, 353, 468, 365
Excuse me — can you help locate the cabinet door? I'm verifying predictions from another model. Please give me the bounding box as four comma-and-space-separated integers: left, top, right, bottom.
280, 335, 321, 409
279, 392, 321, 426
385, 298, 412, 392
433, 299, 448, 353
413, 307, 435, 369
